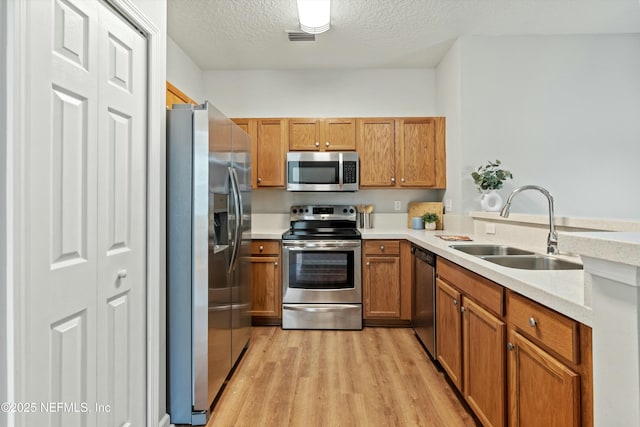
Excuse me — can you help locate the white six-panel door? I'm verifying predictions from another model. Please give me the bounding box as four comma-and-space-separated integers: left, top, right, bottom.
25, 0, 147, 425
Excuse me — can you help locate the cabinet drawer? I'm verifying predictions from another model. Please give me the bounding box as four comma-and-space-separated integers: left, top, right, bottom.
251, 240, 281, 255
507, 291, 579, 364
364, 240, 400, 255
437, 258, 503, 316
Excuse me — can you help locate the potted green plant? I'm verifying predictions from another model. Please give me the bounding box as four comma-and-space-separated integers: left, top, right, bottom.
471, 160, 513, 211
422, 212, 439, 230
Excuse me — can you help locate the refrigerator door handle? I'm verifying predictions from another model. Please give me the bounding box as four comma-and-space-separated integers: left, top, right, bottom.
228, 167, 242, 274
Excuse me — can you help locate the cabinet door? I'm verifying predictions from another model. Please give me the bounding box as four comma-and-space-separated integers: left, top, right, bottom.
232, 119, 259, 188
363, 256, 401, 318
288, 118, 321, 150
397, 118, 437, 187
463, 297, 506, 427
250, 256, 281, 318
256, 119, 287, 187
508, 331, 580, 427
436, 278, 463, 391
356, 118, 396, 187
323, 118, 356, 151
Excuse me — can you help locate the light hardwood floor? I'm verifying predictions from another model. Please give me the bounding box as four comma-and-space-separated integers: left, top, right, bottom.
207, 327, 478, 427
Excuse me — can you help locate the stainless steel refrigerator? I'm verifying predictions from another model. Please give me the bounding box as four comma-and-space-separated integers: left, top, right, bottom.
167, 102, 252, 425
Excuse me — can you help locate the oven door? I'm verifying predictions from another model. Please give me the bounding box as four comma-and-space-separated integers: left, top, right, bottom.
282, 240, 362, 304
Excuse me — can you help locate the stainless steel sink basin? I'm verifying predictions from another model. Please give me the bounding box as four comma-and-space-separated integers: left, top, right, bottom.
481, 255, 583, 270
449, 244, 535, 256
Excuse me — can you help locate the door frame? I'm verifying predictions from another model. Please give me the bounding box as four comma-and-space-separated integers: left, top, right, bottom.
1, 1, 168, 426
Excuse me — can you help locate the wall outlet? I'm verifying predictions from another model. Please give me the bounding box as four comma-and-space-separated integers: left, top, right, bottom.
394, 201, 402, 211
445, 199, 453, 212
485, 223, 496, 235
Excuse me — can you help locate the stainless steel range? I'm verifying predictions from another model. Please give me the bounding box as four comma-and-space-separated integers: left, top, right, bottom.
281, 205, 362, 330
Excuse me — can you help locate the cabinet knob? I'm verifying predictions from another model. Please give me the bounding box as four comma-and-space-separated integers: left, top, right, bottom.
460, 306, 466, 313
117, 269, 128, 279
259, 245, 264, 252
453, 299, 458, 306
315, 141, 320, 147
274, 261, 278, 267
507, 342, 515, 351
325, 141, 330, 147
528, 317, 537, 327
391, 177, 395, 183
401, 177, 405, 183
380, 245, 385, 251
257, 177, 262, 183
366, 261, 370, 266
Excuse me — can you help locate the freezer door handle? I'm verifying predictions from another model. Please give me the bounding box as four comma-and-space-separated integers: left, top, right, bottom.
228, 167, 242, 274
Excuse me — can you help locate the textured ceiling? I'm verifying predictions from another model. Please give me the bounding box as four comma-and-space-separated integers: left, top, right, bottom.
167, 0, 640, 70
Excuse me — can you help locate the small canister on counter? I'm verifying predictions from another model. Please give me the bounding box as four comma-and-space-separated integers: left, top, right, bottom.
411, 216, 424, 230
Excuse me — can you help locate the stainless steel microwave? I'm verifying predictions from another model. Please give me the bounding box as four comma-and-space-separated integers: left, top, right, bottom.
286, 152, 359, 192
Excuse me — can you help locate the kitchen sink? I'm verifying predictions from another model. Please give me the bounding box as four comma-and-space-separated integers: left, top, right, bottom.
481, 255, 583, 270
449, 244, 535, 256
449, 244, 583, 270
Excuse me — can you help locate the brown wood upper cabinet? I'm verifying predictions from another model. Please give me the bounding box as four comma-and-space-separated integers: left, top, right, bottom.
232, 118, 287, 188
166, 81, 197, 109
357, 117, 446, 189
288, 118, 356, 151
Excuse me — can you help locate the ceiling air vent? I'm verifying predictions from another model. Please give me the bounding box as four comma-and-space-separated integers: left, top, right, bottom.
287, 31, 316, 42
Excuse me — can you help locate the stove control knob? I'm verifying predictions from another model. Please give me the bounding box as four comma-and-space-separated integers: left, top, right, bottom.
292, 209, 297, 214
349, 208, 354, 214
305, 208, 309, 213
343, 208, 347, 213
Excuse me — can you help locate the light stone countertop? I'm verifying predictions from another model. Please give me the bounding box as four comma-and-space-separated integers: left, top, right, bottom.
559, 231, 640, 267
251, 222, 591, 326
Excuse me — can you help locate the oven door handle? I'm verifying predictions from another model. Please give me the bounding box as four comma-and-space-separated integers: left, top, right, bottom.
283, 304, 361, 313
282, 241, 361, 249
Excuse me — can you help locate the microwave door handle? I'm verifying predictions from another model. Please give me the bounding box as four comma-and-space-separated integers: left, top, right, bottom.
338, 152, 344, 190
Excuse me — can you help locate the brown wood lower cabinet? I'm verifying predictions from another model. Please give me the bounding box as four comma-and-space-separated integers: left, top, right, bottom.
506, 290, 592, 427
508, 331, 580, 427
250, 240, 281, 325
363, 240, 412, 324
436, 257, 593, 427
436, 273, 506, 427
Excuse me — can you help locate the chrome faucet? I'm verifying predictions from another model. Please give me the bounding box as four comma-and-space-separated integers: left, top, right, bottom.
500, 185, 558, 255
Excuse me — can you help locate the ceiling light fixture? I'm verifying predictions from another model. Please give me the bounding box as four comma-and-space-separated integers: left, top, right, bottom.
297, 0, 331, 34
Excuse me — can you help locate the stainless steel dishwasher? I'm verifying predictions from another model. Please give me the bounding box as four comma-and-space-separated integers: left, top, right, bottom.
412, 245, 436, 359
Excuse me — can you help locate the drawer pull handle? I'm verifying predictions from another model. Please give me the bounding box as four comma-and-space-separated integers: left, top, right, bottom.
507, 342, 515, 351
453, 299, 458, 306
380, 245, 385, 251
259, 245, 264, 252
529, 317, 537, 327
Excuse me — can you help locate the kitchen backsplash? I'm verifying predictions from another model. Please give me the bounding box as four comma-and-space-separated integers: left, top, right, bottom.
252, 188, 445, 213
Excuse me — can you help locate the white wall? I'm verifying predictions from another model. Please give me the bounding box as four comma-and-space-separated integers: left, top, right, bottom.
456, 35, 640, 220
167, 37, 204, 103
436, 40, 462, 214
203, 68, 437, 117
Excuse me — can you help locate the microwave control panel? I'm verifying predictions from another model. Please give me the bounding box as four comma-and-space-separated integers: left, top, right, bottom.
343, 161, 357, 184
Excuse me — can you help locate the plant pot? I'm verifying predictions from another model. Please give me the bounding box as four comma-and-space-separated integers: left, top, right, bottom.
424, 222, 436, 230
480, 190, 503, 212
